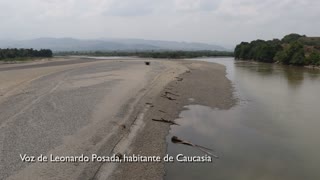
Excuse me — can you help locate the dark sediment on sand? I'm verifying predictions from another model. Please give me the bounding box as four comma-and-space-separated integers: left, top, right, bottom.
109, 60, 236, 180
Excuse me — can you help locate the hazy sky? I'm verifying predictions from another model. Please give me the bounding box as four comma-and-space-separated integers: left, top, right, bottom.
0, 0, 319, 46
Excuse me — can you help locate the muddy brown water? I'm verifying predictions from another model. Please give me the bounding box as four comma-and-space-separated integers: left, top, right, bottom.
165, 58, 320, 180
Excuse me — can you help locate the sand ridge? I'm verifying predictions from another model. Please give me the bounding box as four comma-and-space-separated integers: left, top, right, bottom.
107, 60, 236, 180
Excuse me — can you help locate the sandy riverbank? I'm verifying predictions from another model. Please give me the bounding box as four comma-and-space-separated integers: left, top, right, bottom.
0, 58, 235, 180
101, 60, 236, 180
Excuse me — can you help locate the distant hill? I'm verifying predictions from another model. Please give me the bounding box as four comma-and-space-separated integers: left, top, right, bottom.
299, 37, 320, 47
234, 34, 320, 66
298, 37, 320, 55
0, 38, 228, 52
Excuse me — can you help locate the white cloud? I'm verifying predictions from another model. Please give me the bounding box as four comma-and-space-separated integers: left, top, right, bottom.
0, 0, 319, 45
173, 0, 221, 12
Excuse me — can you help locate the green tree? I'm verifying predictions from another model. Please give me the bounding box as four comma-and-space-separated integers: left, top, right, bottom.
290, 49, 305, 66
276, 41, 306, 65
282, 33, 305, 43
235, 42, 251, 59
307, 52, 320, 65
0, 48, 53, 61
274, 50, 289, 63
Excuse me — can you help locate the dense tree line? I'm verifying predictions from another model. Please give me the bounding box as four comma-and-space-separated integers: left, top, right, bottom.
0, 48, 53, 61
235, 34, 320, 66
55, 50, 234, 59
234, 39, 282, 63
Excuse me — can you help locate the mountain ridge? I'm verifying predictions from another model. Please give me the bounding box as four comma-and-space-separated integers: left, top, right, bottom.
0, 38, 229, 52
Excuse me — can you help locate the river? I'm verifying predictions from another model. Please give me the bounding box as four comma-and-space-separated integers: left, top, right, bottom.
165, 57, 320, 180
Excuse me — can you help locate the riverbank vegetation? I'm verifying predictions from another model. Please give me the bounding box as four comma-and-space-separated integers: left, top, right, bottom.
235, 34, 320, 66
55, 50, 234, 59
0, 48, 53, 61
